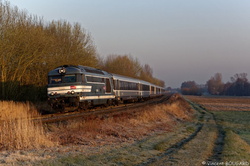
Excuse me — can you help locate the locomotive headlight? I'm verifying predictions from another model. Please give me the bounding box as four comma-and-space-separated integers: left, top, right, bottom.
59, 67, 66, 74
71, 91, 75, 95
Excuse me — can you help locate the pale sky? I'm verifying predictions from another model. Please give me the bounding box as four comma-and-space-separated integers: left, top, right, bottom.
8, 0, 250, 88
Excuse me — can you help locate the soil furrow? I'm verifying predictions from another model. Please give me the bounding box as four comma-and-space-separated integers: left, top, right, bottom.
138, 123, 204, 166
190, 103, 226, 164
206, 112, 226, 163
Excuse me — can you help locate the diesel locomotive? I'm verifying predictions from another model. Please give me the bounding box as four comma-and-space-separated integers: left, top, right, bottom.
47, 65, 164, 112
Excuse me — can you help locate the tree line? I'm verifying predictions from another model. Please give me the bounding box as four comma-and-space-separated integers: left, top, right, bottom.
207, 73, 250, 96
181, 73, 250, 96
100, 54, 165, 87
0, 1, 164, 101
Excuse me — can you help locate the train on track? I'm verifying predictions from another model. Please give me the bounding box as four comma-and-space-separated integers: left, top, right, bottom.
47, 65, 165, 112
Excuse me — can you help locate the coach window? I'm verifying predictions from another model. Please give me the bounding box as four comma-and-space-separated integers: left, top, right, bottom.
113, 80, 116, 90
114, 80, 119, 90
120, 81, 124, 90
106, 78, 111, 93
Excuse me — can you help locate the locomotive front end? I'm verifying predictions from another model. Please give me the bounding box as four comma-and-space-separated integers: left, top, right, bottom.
47, 65, 87, 111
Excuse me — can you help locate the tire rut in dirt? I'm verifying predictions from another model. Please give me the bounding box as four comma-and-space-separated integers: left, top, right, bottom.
138, 123, 204, 166
206, 113, 226, 163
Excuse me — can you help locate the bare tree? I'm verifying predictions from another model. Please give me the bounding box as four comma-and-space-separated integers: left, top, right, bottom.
0, 2, 98, 100
181, 81, 200, 95
101, 54, 141, 78
101, 54, 165, 87
207, 73, 224, 95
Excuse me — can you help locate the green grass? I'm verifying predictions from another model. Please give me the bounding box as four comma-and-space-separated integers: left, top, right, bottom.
211, 110, 250, 162
223, 130, 250, 162
186, 96, 250, 163
212, 111, 250, 144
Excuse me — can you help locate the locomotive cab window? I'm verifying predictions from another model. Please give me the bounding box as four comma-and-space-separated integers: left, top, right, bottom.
49, 74, 77, 84
49, 76, 62, 84
64, 75, 76, 83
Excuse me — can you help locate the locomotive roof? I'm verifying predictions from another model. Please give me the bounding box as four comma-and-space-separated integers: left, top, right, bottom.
48, 65, 111, 77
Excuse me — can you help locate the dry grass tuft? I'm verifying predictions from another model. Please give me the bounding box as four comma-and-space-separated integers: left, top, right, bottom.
0, 101, 54, 150
129, 105, 171, 125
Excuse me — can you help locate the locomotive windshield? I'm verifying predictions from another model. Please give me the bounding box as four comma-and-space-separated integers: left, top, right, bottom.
49, 74, 76, 84
64, 75, 76, 83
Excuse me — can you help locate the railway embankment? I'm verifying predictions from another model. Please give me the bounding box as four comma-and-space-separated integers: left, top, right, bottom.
0, 94, 189, 165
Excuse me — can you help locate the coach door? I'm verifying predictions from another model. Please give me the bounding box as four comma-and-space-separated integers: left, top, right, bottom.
106, 78, 111, 93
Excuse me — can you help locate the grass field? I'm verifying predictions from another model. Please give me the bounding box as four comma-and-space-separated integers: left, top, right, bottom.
187, 95, 250, 163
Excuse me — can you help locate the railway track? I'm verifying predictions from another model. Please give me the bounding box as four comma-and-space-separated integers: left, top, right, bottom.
35, 94, 171, 124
